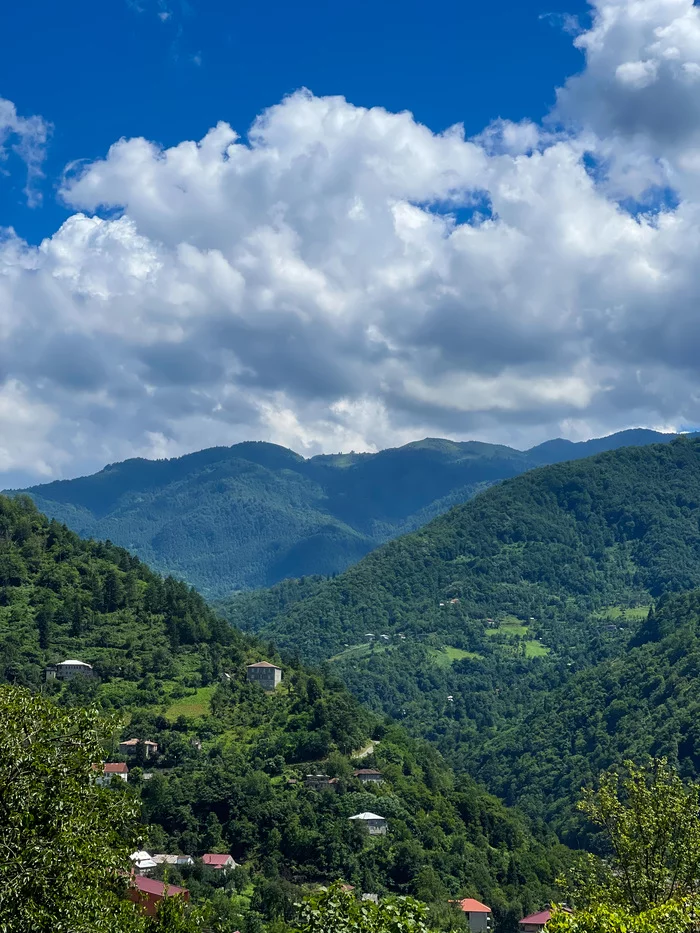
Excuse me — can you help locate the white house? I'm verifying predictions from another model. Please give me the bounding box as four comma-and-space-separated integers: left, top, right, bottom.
46, 659, 95, 681
93, 762, 128, 786
153, 854, 195, 868
348, 812, 387, 835
130, 850, 157, 873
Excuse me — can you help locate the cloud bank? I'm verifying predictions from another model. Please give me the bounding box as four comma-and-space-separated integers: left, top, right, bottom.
4, 0, 700, 483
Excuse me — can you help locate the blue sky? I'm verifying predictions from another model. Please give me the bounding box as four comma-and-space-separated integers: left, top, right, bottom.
2, 0, 590, 244
2, 0, 700, 486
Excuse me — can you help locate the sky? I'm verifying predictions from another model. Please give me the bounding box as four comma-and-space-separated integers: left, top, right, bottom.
2, 0, 700, 486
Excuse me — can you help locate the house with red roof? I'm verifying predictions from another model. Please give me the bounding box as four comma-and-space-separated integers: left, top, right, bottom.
92, 761, 128, 786
520, 908, 571, 931
127, 875, 189, 917
246, 661, 282, 690
202, 854, 237, 871
451, 898, 492, 932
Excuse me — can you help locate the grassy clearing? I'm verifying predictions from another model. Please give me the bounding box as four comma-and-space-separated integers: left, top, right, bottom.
485, 620, 530, 637
593, 605, 650, 622
165, 685, 216, 721
429, 646, 483, 667
525, 640, 550, 658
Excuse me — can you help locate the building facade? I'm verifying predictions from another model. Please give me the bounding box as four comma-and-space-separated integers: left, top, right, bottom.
46, 659, 95, 681
246, 661, 282, 690
348, 812, 387, 835
453, 899, 492, 933
353, 768, 384, 784
93, 762, 129, 786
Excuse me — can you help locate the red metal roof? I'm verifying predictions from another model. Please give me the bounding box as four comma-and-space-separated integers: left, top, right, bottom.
520, 910, 552, 925
131, 875, 187, 897
92, 762, 128, 773
455, 898, 491, 913
202, 854, 233, 866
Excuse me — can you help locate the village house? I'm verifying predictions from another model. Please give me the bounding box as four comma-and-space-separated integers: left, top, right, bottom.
202, 854, 238, 871
130, 851, 157, 874
304, 773, 339, 791
353, 768, 383, 784
348, 812, 387, 835
152, 854, 195, 868
246, 661, 282, 690
451, 899, 492, 933
119, 738, 159, 759
45, 659, 95, 681
93, 762, 129, 786
519, 908, 569, 931
127, 875, 189, 916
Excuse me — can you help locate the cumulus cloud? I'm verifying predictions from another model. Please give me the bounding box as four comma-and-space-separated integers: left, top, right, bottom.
0, 97, 50, 205
4, 1, 700, 482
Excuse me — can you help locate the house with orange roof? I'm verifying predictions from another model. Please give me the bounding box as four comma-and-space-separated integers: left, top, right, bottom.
451, 898, 492, 932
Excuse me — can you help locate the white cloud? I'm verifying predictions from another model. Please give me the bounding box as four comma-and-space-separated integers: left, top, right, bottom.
5, 3, 700, 482
0, 97, 50, 205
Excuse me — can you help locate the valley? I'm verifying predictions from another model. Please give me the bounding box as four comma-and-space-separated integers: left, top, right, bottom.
5, 435, 700, 930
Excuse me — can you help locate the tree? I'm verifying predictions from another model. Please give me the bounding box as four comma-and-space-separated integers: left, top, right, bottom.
293, 882, 434, 933
0, 686, 139, 931
549, 759, 700, 933
0, 686, 207, 933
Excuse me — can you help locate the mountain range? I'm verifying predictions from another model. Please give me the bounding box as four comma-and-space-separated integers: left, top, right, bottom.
10, 428, 688, 597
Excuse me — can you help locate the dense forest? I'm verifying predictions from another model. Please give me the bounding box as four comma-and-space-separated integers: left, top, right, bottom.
0, 494, 567, 932
219, 438, 700, 848
225, 437, 700, 659
12, 429, 684, 597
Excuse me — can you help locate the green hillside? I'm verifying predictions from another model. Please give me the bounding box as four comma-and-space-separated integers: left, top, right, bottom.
462, 589, 700, 843
12, 430, 684, 597
228, 437, 700, 659
0, 494, 568, 932
219, 438, 700, 848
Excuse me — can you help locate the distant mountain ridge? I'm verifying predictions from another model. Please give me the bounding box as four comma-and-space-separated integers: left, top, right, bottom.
9, 428, 690, 597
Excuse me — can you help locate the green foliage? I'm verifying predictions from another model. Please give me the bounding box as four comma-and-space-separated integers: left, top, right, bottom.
549, 759, 700, 933
293, 883, 433, 933
14, 432, 682, 597
0, 686, 138, 931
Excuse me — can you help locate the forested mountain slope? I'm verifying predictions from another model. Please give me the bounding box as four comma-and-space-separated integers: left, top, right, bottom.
227, 437, 700, 660
462, 589, 700, 843
12, 429, 684, 597
0, 494, 567, 932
